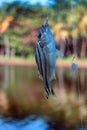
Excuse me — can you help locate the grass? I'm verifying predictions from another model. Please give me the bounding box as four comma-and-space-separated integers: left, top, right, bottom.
0, 55, 87, 62
0, 55, 35, 61
57, 56, 87, 63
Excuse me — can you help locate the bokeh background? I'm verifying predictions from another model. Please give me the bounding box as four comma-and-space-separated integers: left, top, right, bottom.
0, 0, 87, 130
0, 0, 87, 58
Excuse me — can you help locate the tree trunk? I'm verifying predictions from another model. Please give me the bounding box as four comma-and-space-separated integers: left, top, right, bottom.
4, 34, 10, 57
81, 37, 87, 58
3, 65, 9, 91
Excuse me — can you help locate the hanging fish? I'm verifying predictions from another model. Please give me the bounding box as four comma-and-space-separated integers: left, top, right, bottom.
70, 55, 78, 75
35, 21, 64, 98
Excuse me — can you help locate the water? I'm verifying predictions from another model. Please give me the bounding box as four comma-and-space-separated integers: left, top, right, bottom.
0, 65, 87, 130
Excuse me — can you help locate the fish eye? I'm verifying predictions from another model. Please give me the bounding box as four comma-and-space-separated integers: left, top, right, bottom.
38, 31, 41, 39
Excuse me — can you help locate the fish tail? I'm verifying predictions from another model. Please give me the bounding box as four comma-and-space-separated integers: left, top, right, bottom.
45, 86, 50, 99
51, 88, 57, 98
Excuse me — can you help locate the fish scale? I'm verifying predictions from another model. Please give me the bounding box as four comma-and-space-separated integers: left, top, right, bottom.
35, 21, 64, 98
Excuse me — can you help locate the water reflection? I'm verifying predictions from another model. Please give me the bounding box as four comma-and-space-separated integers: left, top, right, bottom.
0, 115, 49, 130
0, 65, 87, 129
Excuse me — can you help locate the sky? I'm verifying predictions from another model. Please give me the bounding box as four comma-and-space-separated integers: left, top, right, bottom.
0, 0, 48, 6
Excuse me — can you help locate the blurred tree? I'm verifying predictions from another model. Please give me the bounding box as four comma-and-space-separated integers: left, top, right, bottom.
0, 1, 40, 57
0, 0, 87, 58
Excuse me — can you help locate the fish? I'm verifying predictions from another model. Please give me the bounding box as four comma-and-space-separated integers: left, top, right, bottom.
35, 22, 64, 98
70, 55, 78, 75
70, 61, 78, 75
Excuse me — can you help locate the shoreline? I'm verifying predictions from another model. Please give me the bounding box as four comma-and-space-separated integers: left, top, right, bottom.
0, 58, 87, 68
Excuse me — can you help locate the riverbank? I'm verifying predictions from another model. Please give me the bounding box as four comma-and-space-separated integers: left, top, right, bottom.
0, 56, 87, 68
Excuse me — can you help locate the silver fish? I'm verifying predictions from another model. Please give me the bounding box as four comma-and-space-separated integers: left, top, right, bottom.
35, 22, 63, 98
70, 62, 78, 75
70, 55, 78, 75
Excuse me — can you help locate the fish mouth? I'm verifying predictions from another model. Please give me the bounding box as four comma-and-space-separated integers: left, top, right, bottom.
38, 22, 48, 39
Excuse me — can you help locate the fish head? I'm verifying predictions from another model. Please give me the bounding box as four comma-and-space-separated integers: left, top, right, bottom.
38, 22, 51, 47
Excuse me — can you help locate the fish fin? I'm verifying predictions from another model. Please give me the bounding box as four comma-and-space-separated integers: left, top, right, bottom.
51, 88, 55, 95
51, 74, 56, 80
51, 88, 55, 96
56, 50, 64, 57
52, 88, 58, 98
38, 71, 43, 80
39, 74, 43, 80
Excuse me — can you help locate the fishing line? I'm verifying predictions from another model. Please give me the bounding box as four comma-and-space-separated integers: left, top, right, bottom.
46, 3, 49, 22
71, 0, 84, 128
